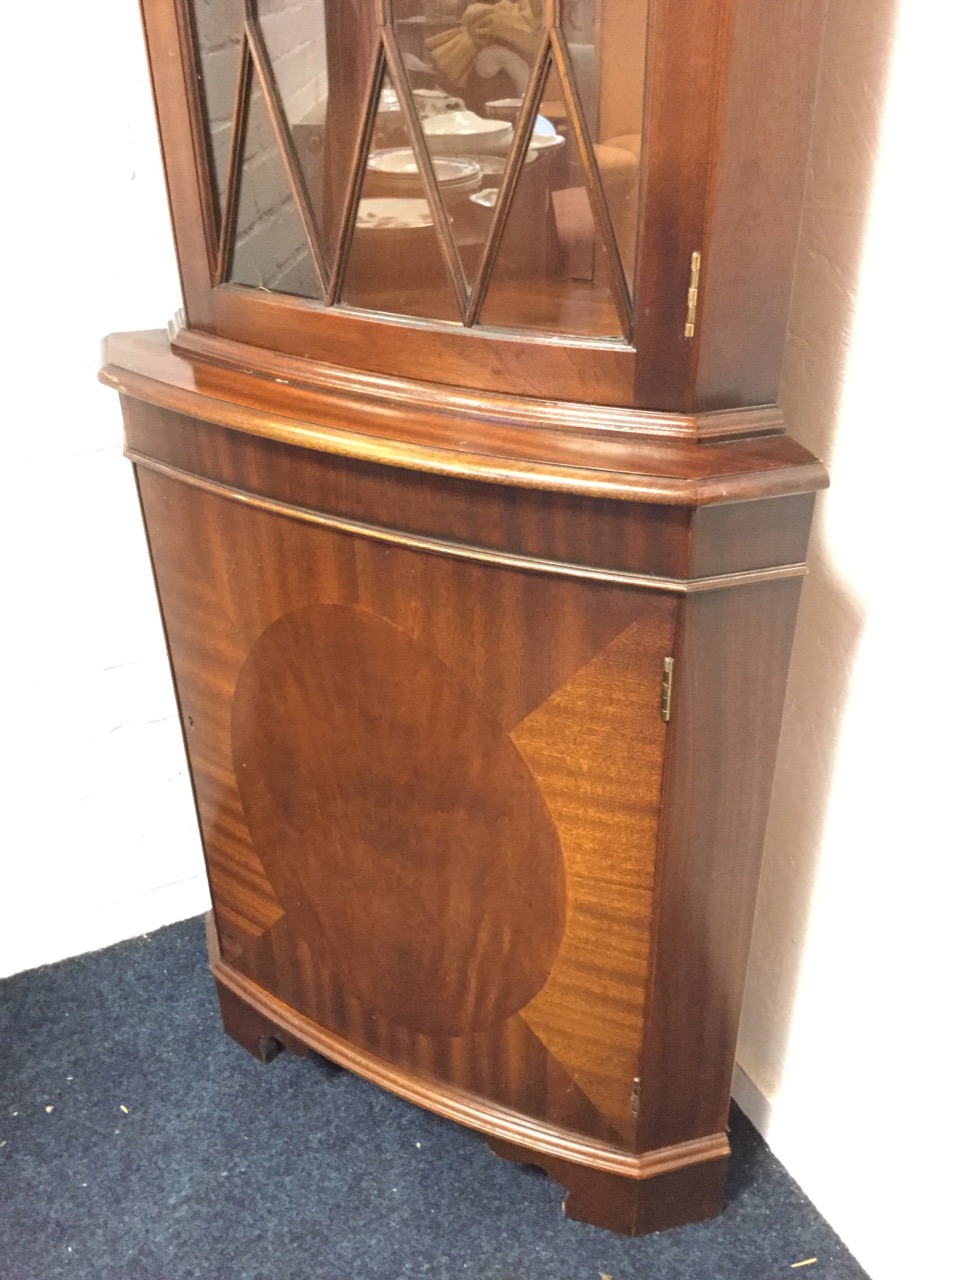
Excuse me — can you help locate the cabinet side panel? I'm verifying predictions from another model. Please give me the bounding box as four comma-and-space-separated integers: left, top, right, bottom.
688, 494, 815, 579
632, 0, 730, 410
636, 577, 804, 1150
695, 0, 827, 409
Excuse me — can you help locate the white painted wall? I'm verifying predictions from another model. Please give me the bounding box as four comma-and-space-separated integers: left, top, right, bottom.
3, 3, 208, 977
2, 2, 955, 1276
732, 2, 960, 1277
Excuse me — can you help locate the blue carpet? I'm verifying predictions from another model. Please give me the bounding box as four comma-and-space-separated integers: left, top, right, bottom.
0, 917, 870, 1279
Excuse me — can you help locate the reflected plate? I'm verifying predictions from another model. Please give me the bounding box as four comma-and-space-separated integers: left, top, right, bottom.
356, 198, 433, 231
423, 110, 513, 155
528, 131, 565, 153
470, 188, 500, 210
527, 116, 564, 154
369, 149, 481, 190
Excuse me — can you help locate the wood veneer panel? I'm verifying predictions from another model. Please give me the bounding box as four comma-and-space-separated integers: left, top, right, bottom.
695, 0, 827, 408
632, 0, 730, 409
635, 577, 804, 1150
137, 461, 677, 1148
123, 400, 693, 579
514, 618, 671, 1143
231, 602, 566, 1038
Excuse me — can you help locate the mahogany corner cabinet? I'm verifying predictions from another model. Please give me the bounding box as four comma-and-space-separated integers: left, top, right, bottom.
102, 0, 829, 1235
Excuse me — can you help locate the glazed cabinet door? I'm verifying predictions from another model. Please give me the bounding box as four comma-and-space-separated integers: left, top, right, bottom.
144, 0, 656, 401
136, 460, 677, 1151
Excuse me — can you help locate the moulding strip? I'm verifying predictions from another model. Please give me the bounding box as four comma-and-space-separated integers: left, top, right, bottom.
381, 26, 469, 318
550, 26, 633, 336
208, 927, 730, 1179
169, 323, 787, 442
126, 450, 807, 594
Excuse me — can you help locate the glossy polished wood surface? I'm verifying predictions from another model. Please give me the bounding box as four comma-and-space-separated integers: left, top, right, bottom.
114, 0, 830, 1239
137, 453, 675, 1147
109, 329, 826, 1232
232, 601, 568, 1039
638, 578, 806, 1150
105, 331, 829, 490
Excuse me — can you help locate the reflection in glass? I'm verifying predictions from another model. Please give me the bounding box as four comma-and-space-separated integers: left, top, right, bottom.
386, 2, 547, 298
479, 57, 621, 338
340, 74, 460, 322
416, 0, 545, 113
228, 74, 322, 297
561, 0, 646, 286
191, 0, 647, 340
257, 0, 330, 261
191, 0, 245, 228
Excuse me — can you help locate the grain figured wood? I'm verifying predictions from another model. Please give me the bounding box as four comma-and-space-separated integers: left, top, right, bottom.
693, 0, 827, 409
109, 321, 825, 1231
636, 577, 806, 1150
231, 602, 567, 1039
117, 0, 830, 1238
135, 449, 678, 1150
120, 397, 819, 585
210, 922, 730, 1180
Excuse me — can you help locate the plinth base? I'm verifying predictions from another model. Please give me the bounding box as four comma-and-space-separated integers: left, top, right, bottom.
210, 918, 729, 1237
487, 1135, 727, 1236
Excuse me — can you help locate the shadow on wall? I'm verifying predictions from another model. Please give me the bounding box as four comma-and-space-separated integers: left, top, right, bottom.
735, 0, 900, 1104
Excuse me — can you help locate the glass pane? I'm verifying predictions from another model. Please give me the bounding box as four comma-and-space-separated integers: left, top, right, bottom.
340, 73, 460, 322
416, 1, 545, 113
228, 69, 322, 298
381, 3, 548, 294
190, 1, 646, 329
479, 57, 621, 338
190, 0, 245, 228
255, 0, 330, 260
561, 0, 647, 287
255, 0, 379, 268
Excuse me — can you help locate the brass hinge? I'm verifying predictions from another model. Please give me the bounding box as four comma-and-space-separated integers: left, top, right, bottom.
684, 250, 702, 338
631, 1076, 641, 1117
660, 657, 675, 723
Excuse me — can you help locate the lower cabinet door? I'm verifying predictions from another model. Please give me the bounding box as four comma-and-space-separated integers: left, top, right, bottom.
138, 462, 677, 1152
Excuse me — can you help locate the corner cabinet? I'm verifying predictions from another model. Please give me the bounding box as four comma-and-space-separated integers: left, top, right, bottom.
102, 0, 828, 1235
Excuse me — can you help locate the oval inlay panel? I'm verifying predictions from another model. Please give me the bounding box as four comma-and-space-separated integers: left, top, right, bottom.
231, 604, 565, 1037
